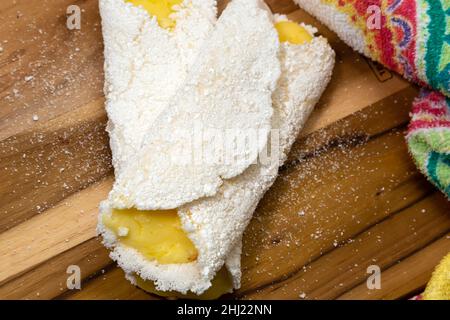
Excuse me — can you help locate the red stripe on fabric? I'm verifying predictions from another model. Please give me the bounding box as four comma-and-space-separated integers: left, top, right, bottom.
409, 120, 450, 131
412, 102, 447, 116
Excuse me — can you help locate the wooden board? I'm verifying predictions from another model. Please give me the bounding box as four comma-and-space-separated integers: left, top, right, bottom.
0, 0, 449, 300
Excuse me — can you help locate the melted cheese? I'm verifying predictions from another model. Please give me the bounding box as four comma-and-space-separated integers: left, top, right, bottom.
103, 208, 198, 264
275, 21, 313, 44
103, 208, 233, 298
127, 0, 182, 29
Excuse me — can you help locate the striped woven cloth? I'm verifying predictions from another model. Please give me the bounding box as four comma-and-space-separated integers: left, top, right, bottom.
294, 0, 450, 198
408, 90, 450, 198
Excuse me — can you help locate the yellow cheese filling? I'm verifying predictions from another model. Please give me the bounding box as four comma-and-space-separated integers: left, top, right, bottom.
126, 0, 183, 29
103, 208, 233, 299
126, 0, 313, 45
103, 208, 198, 264
275, 21, 313, 45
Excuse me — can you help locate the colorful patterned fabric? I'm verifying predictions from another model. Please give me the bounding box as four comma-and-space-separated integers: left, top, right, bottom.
423, 252, 450, 300
319, 0, 449, 95
407, 90, 450, 198
294, 0, 450, 197
410, 253, 450, 300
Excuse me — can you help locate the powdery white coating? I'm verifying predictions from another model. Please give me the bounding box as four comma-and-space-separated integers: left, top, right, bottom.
222, 236, 242, 289
179, 31, 336, 283
100, 0, 217, 175
98, 17, 335, 294
293, 0, 368, 57
109, 0, 281, 210
98, 0, 243, 296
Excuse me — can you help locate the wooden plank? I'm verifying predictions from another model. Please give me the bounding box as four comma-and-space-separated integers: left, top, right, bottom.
0, 0, 108, 232
238, 124, 434, 293
0, 238, 110, 300
0, 177, 111, 285
288, 86, 416, 163
0, 0, 104, 141
0, 98, 111, 232
240, 194, 450, 299
61, 267, 158, 300
338, 235, 450, 300
265, 0, 300, 14
0, 0, 448, 300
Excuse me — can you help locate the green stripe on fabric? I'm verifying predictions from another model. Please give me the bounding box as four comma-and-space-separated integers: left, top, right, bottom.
427, 151, 444, 190
444, 157, 450, 198
445, 185, 450, 198
424, 0, 447, 92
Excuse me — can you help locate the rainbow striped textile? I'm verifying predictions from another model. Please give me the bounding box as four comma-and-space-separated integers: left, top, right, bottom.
294, 0, 450, 198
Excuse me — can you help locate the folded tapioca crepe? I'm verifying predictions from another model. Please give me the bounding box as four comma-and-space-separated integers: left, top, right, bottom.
98, 0, 335, 299
100, 0, 217, 174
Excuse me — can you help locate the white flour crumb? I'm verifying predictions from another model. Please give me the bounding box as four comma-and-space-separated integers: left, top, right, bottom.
118, 227, 129, 237
32, 114, 39, 121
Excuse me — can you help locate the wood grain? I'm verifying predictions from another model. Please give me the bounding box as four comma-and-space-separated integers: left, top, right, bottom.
0, 177, 111, 285
0, 0, 109, 232
61, 267, 159, 300
0, 0, 448, 300
0, 237, 110, 300
338, 234, 450, 300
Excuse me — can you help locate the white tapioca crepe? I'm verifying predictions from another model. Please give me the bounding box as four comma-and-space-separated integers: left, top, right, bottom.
99, 0, 335, 296
293, 0, 368, 56
100, 0, 217, 175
